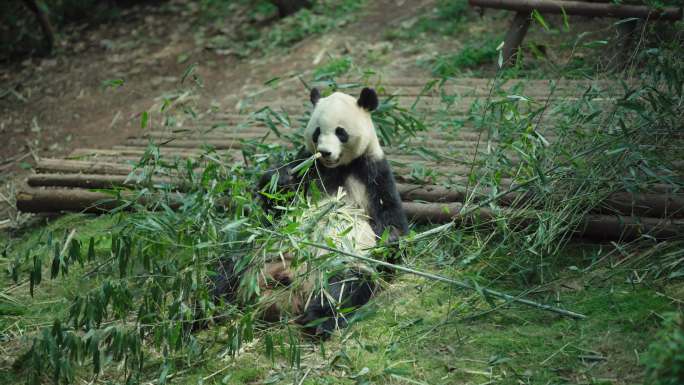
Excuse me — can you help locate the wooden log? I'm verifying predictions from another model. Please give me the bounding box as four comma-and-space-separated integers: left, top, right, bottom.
616, 18, 638, 69
17, 188, 121, 213
109, 146, 245, 158
27, 173, 184, 190
580, 214, 684, 240
23, 169, 684, 220
136, 131, 275, 141
503, 12, 531, 66
125, 136, 499, 152
125, 138, 282, 150
397, 183, 523, 205
35, 159, 136, 175
404, 201, 684, 240
16, 188, 184, 214
70, 148, 208, 158
137, 129, 496, 142
33, 157, 462, 179
602, 192, 684, 219
68, 148, 244, 165
468, 0, 683, 20
133, 131, 514, 148
22, 0, 55, 54
399, 184, 684, 218
16, 188, 682, 240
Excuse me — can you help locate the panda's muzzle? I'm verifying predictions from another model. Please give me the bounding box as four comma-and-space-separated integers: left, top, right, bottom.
317, 149, 340, 167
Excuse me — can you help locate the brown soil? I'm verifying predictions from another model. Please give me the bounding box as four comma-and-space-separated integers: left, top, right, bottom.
0, 0, 443, 224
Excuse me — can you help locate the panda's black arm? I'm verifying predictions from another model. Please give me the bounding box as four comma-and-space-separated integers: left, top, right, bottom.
256, 147, 313, 210
366, 158, 409, 239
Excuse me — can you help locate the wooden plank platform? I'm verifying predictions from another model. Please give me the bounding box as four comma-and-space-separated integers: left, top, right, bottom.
15, 77, 684, 240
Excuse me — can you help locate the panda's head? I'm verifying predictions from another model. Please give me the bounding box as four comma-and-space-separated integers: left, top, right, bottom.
304, 87, 383, 168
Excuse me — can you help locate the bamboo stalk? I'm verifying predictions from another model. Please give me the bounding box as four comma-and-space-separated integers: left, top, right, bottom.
301, 239, 587, 319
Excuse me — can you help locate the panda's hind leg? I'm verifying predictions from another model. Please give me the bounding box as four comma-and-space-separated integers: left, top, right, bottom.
296, 271, 377, 338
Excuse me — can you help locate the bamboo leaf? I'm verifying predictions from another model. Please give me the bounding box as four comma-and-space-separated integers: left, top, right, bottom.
531, 10, 549, 31
140, 111, 149, 129
87, 237, 95, 261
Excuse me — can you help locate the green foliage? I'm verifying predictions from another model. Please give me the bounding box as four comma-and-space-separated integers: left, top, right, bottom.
260, 0, 364, 50
313, 56, 353, 81
431, 39, 499, 78
1, 71, 429, 383
199, 0, 278, 22
385, 0, 469, 40
206, 0, 364, 56
5, 152, 270, 383
643, 312, 684, 385
0, 0, 140, 59
2, 7, 684, 384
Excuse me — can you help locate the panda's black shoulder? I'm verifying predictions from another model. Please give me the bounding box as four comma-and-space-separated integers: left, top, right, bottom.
348, 154, 393, 183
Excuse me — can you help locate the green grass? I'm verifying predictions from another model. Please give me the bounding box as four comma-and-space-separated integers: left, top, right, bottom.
330, 262, 675, 384
0, 214, 118, 385
430, 39, 500, 78
384, 0, 470, 41
2, 214, 679, 384
642, 311, 684, 385
204, 0, 365, 56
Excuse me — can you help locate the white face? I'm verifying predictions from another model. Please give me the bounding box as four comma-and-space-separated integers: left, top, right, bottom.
304, 92, 380, 167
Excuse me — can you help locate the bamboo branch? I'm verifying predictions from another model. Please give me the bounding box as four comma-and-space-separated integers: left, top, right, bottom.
301, 240, 587, 319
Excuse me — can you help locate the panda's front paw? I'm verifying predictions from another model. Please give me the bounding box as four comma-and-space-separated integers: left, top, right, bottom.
296, 314, 342, 340
387, 227, 403, 243
276, 168, 296, 189
259, 168, 293, 191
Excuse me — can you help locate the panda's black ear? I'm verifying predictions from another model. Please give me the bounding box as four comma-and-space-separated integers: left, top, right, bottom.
357, 87, 378, 111
310, 88, 321, 106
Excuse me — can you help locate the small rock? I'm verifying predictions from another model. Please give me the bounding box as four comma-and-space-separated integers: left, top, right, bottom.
100, 39, 115, 50
41, 59, 58, 68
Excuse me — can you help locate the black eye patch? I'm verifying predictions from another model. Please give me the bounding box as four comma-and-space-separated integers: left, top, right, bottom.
335, 127, 349, 143
312, 127, 320, 143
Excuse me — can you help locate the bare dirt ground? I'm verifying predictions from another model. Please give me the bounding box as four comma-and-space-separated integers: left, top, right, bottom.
0, 0, 437, 224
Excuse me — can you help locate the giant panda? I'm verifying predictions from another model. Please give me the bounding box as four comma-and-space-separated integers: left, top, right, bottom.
261, 87, 409, 241
213, 87, 408, 336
